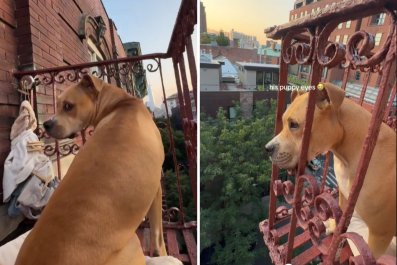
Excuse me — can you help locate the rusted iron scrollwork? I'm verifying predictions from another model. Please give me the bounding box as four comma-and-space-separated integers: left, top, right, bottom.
262, 2, 397, 265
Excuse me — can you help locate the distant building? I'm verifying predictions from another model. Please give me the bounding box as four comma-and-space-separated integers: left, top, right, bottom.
161, 91, 196, 119
230, 29, 259, 49
258, 41, 281, 65
236, 62, 279, 91
200, 2, 207, 33
214, 55, 239, 83
200, 53, 222, 91
289, 0, 395, 111
123, 42, 148, 97
144, 84, 156, 112
200, 45, 261, 64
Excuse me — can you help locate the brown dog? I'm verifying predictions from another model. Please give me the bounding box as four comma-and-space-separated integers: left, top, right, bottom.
265, 83, 396, 259
15, 75, 167, 265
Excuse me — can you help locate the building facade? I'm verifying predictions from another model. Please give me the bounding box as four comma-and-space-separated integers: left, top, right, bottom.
289, 0, 393, 101
0, 0, 126, 193
200, 1, 207, 33
229, 29, 259, 49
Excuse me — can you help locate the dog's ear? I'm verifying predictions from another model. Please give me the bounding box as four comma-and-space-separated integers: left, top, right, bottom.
291, 89, 307, 102
80, 74, 104, 99
315, 82, 345, 110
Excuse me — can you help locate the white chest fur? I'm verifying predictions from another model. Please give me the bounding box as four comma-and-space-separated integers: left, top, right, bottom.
333, 156, 351, 200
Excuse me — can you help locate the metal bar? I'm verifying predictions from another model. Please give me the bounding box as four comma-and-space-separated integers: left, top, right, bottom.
186, 36, 197, 105
178, 55, 194, 121
326, 27, 397, 264
341, 67, 350, 91
159, 59, 185, 224
173, 57, 188, 121
13, 53, 168, 78
384, 81, 396, 120
182, 229, 197, 265
268, 58, 288, 230
359, 71, 371, 105
286, 59, 322, 263
320, 152, 331, 193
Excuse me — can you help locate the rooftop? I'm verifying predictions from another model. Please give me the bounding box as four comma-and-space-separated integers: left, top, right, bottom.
236, 62, 280, 71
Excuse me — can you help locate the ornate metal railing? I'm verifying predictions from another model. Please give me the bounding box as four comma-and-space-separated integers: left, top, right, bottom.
13, 0, 197, 263
260, 0, 396, 264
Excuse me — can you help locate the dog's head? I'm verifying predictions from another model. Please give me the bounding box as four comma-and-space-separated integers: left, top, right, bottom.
43, 74, 103, 139
265, 83, 345, 170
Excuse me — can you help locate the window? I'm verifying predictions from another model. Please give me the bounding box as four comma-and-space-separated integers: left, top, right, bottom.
355, 71, 361, 81
371, 13, 386, 25
301, 65, 311, 73
87, 39, 104, 76
291, 15, 294, 21
306, 0, 314, 4
229, 107, 237, 119
300, 11, 303, 17
346, 20, 351, 28
305, 10, 308, 16
294, 14, 298, 19
342, 35, 349, 45
335, 35, 340, 42
256, 71, 264, 91
374, 33, 382, 46
338, 23, 343, 29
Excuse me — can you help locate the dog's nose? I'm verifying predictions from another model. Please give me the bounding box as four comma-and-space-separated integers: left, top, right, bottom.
43, 119, 54, 131
265, 144, 275, 156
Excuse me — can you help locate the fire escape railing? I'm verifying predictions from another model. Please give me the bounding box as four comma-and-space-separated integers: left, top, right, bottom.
260, 0, 396, 264
12, 0, 197, 264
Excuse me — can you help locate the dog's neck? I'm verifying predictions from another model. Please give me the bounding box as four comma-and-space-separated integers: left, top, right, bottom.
89, 84, 137, 128
330, 99, 372, 169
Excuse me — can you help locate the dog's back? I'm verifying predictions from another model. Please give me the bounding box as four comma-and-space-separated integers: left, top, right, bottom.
15, 83, 164, 265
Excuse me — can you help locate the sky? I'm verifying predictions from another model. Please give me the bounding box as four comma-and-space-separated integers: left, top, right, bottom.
102, 0, 197, 107
201, 0, 295, 44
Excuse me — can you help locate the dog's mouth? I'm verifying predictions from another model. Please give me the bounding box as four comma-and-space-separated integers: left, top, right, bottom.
66, 131, 81, 139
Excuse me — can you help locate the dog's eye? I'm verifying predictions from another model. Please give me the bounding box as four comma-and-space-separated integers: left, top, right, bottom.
63, 102, 74, 112
289, 121, 299, 130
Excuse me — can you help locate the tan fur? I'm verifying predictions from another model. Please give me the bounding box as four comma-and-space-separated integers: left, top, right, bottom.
265, 83, 396, 259
15, 75, 167, 265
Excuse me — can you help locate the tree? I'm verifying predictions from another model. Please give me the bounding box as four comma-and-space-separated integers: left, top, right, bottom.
216, 30, 230, 46
201, 33, 212, 44
200, 100, 276, 265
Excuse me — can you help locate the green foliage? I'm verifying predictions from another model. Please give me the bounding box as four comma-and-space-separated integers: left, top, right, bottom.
155, 116, 194, 221
216, 30, 230, 46
201, 33, 212, 44
200, 100, 276, 265
288, 74, 309, 86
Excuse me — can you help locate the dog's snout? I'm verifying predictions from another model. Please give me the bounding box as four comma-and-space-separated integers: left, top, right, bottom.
265, 144, 275, 156
43, 119, 55, 131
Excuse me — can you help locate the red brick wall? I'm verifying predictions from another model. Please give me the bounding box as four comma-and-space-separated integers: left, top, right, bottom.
0, 0, 20, 193
0, 0, 127, 195
201, 45, 261, 64
289, 0, 392, 89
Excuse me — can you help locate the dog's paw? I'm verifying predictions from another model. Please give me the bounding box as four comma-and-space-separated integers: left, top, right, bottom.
145, 256, 183, 265
324, 218, 336, 235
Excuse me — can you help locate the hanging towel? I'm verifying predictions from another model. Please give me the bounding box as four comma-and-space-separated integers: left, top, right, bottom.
3, 101, 55, 204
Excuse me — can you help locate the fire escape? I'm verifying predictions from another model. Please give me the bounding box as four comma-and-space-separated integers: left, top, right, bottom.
13, 0, 197, 264
260, 0, 396, 264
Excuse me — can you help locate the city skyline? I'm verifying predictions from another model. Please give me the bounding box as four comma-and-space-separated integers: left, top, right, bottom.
201, 0, 295, 44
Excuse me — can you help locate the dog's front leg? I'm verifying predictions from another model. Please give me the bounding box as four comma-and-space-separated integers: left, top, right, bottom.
147, 186, 167, 256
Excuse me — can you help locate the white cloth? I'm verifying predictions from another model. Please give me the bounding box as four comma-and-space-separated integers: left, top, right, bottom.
0, 230, 30, 265
2, 130, 49, 202
0, 230, 182, 265
3, 100, 54, 203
